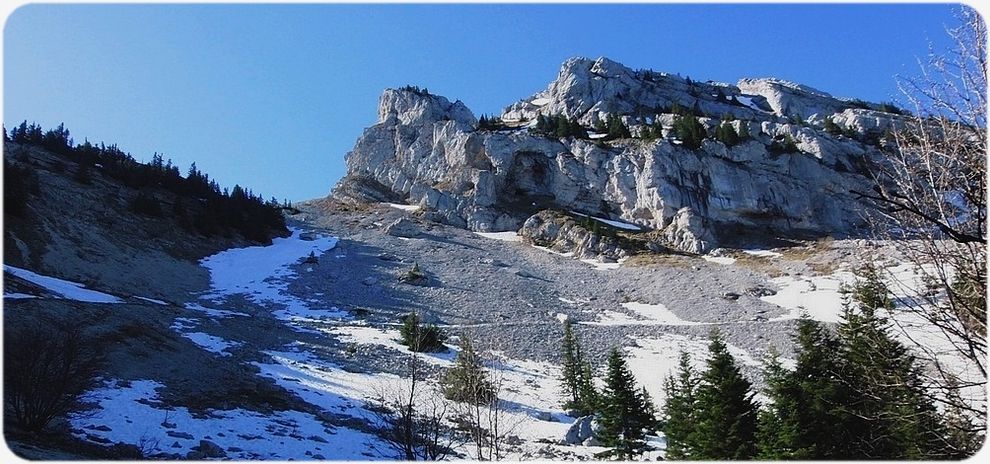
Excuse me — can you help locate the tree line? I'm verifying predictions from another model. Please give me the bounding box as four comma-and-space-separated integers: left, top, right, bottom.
558, 267, 981, 460
4, 121, 288, 244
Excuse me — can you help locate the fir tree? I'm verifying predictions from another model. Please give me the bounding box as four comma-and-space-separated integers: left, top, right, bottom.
714, 121, 740, 147
604, 114, 631, 140
399, 312, 447, 353
673, 114, 705, 150
756, 348, 810, 459
691, 330, 758, 460
595, 348, 654, 460
824, 117, 842, 135
834, 274, 951, 459
442, 336, 494, 404
560, 320, 595, 415
661, 351, 699, 460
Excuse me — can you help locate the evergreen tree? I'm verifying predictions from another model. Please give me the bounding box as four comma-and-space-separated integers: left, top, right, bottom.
594, 117, 607, 134
595, 348, 654, 460
691, 330, 758, 460
714, 121, 740, 147
834, 274, 951, 459
824, 117, 843, 135
577, 360, 599, 414
442, 336, 494, 404
673, 114, 705, 150
604, 114, 631, 140
399, 312, 447, 353
756, 348, 811, 459
560, 320, 595, 415
661, 351, 699, 460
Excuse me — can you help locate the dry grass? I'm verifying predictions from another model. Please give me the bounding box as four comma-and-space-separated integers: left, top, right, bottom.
623, 252, 695, 268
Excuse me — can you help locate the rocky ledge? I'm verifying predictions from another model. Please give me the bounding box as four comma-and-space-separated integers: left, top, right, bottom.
331, 56, 905, 254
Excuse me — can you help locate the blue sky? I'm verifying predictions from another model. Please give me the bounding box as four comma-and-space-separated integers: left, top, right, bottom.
3, 3, 970, 202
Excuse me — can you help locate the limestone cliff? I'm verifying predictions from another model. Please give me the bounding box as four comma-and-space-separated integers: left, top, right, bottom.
331, 57, 904, 253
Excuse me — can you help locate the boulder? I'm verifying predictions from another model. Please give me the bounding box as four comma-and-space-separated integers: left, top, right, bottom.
563, 415, 595, 445
384, 218, 421, 238
661, 207, 715, 254
195, 440, 226, 458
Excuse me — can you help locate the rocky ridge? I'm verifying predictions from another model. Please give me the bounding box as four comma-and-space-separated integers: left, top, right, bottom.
332, 56, 906, 254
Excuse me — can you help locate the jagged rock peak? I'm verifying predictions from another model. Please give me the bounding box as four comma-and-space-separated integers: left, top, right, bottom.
378, 87, 476, 128
502, 55, 901, 124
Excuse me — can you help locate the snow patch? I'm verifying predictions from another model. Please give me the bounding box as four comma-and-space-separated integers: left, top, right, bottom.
621, 302, 703, 326
4, 265, 122, 303
180, 332, 241, 357
198, 228, 347, 324
569, 211, 643, 231
742, 249, 782, 258
385, 202, 420, 212
135, 296, 169, 305
763, 271, 856, 323
473, 231, 522, 242
3, 293, 38, 299
70, 379, 380, 460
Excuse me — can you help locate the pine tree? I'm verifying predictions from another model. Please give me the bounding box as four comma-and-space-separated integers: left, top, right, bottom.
442, 336, 494, 404
595, 348, 654, 460
824, 117, 842, 135
714, 121, 740, 147
756, 348, 807, 459
661, 351, 699, 460
577, 360, 599, 414
605, 114, 631, 140
834, 275, 951, 459
673, 114, 705, 150
560, 320, 595, 415
691, 330, 758, 460
399, 312, 447, 353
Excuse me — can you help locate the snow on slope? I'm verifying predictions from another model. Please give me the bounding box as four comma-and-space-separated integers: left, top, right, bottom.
70, 379, 379, 460
198, 228, 347, 323
4, 265, 122, 303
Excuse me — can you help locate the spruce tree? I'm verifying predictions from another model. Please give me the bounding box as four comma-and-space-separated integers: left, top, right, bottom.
691, 330, 758, 460
442, 336, 494, 404
595, 348, 654, 460
673, 114, 705, 150
756, 348, 809, 459
661, 351, 698, 460
560, 320, 594, 414
834, 275, 951, 459
577, 360, 599, 414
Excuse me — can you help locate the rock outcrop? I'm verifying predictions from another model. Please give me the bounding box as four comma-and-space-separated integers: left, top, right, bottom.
518, 210, 629, 261
331, 56, 902, 253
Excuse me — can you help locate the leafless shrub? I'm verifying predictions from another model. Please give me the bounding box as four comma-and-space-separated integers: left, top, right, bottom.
3, 319, 105, 432
852, 6, 986, 439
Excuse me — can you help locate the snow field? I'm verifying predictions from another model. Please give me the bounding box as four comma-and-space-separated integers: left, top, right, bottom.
198, 228, 348, 323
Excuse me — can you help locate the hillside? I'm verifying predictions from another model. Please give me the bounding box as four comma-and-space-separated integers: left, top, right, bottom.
2, 57, 982, 460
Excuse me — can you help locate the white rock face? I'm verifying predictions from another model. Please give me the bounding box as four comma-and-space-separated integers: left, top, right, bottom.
332, 58, 904, 253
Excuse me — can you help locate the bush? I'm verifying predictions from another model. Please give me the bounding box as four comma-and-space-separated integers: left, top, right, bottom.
399, 263, 428, 285
399, 312, 447, 352
4, 320, 105, 432
769, 134, 799, 154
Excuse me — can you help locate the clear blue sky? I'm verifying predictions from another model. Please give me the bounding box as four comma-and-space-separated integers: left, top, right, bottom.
3, 3, 969, 202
